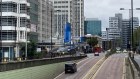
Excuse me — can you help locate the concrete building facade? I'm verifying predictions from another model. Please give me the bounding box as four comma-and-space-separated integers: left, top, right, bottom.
121, 17, 139, 49
108, 16, 121, 40
28, 0, 39, 42
0, 0, 30, 59
84, 18, 101, 36
122, 19, 131, 49
37, 0, 54, 43
51, 0, 84, 43
74, 0, 84, 37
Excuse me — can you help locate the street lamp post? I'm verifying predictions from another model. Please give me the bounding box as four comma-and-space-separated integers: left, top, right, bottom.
131, 0, 134, 53
120, 0, 140, 58
106, 28, 109, 50
0, 0, 2, 62
25, 20, 30, 60
49, 1, 53, 51
50, 9, 52, 51
25, 22, 27, 60
56, 10, 61, 40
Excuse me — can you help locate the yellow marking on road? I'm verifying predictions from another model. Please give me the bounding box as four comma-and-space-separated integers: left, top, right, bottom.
91, 56, 112, 79
122, 58, 126, 79
82, 57, 105, 79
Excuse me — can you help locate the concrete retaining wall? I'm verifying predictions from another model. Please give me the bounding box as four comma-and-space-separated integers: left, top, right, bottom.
0, 56, 86, 79
0, 56, 86, 72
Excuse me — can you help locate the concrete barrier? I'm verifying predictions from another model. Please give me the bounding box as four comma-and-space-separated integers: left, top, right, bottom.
129, 57, 140, 79
0, 55, 86, 72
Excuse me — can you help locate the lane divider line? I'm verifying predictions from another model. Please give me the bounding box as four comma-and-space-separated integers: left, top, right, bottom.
122, 58, 126, 79
91, 56, 112, 79
82, 57, 106, 79
54, 57, 89, 79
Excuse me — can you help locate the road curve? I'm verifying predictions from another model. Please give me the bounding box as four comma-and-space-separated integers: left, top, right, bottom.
92, 53, 126, 79
54, 53, 104, 79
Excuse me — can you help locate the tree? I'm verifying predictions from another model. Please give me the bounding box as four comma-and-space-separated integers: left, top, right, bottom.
133, 27, 140, 47
87, 37, 98, 47
19, 40, 37, 59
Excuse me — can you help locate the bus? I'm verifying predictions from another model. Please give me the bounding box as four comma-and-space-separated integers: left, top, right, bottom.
93, 45, 101, 56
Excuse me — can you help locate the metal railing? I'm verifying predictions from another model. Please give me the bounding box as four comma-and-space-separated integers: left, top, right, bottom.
129, 57, 140, 79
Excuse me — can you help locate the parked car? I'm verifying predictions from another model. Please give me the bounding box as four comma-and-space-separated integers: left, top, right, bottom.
65, 62, 77, 73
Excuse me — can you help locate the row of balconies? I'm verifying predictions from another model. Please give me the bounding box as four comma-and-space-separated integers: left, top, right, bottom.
2, 0, 30, 6
2, 12, 30, 19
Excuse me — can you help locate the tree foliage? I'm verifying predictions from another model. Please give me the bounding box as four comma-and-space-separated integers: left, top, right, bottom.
133, 27, 140, 47
86, 37, 98, 47
19, 40, 37, 59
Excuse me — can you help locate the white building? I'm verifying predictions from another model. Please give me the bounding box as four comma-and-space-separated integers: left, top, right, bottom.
74, 0, 84, 37
51, 0, 74, 37
108, 16, 121, 40
102, 31, 107, 40
51, 0, 84, 43
0, 0, 30, 59
38, 0, 54, 43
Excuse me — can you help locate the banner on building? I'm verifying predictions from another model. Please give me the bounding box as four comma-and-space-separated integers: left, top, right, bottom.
64, 22, 71, 43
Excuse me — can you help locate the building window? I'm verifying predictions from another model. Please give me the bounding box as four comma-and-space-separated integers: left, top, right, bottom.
1, 30, 16, 40
20, 17, 26, 27
20, 4, 27, 13
20, 31, 25, 39
0, 16, 16, 26
1, 3, 17, 12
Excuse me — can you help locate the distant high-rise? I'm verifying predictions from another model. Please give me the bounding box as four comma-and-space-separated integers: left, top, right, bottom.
37, 0, 54, 43
28, 0, 39, 42
84, 18, 102, 36
104, 13, 122, 49
115, 13, 122, 29
122, 17, 139, 49
51, 0, 84, 40
74, 0, 84, 37
108, 16, 121, 40
122, 19, 130, 49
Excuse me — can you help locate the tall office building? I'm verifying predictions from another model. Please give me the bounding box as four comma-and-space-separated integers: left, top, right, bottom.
0, 0, 30, 59
107, 13, 122, 40
108, 16, 121, 40
51, 0, 84, 43
46, 1, 55, 41
38, 0, 54, 43
74, 0, 84, 37
121, 17, 139, 49
104, 13, 122, 49
84, 18, 101, 36
115, 13, 122, 29
28, 0, 39, 42
122, 19, 131, 49
51, 0, 74, 38
130, 17, 139, 30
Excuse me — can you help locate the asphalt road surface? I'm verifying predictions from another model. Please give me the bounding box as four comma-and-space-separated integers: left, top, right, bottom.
54, 53, 104, 79
92, 53, 126, 79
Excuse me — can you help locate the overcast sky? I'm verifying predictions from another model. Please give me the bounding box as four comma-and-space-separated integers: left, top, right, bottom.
84, 0, 140, 31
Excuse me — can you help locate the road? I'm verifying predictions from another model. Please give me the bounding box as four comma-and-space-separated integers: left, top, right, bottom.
92, 53, 126, 79
54, 53, 104, 79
